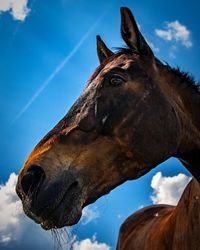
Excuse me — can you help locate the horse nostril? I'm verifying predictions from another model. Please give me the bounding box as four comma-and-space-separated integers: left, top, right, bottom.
21, 165, 45, 196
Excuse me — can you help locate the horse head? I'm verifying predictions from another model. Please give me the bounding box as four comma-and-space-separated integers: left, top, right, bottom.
16, 7, 195, 230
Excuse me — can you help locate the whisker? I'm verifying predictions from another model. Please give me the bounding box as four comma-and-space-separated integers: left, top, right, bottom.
50, 227, 73, 250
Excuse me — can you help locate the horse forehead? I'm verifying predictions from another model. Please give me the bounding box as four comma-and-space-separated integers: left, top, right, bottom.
104, 54, 135, 71
89, 55, 135, 86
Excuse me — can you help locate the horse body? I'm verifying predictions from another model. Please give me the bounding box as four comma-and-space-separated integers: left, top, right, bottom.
117, 179, 200, 250
16, 7, 200, 249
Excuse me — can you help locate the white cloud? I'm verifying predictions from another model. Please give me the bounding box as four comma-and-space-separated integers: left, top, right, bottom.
81, 206, 100, 225
155, 29, 172, 41
73, 235, 110, 250
0, 173, 21, 231
155, 20, 192, 48
150, 172, 191, 205
0, 0, 30, 21
169, 45, 177, 59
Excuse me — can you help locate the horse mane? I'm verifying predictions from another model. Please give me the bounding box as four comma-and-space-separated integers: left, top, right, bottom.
161, 61, 200, 95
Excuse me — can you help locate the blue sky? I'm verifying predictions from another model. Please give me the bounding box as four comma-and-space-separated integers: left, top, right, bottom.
0, 0, 199, 249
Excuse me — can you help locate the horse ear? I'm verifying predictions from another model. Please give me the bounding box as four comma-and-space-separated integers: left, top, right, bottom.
120, 7, 153, 57
96, 35, 114, 63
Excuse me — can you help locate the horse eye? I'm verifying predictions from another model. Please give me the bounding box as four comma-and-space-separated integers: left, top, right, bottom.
109, 74, 125, 86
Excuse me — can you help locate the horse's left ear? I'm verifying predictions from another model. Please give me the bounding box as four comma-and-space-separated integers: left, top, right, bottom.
120, 7, 153, 57
96, 35, 114, 63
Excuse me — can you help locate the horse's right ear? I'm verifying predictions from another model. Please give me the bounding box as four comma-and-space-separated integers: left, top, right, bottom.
96, 35, 114, 64
120, 7, 153, 57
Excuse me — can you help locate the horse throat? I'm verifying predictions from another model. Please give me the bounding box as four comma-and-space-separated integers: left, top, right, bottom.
178, 90, 200, 182
157, 63, 200, 181
169, 68, 200, 182
178, 150, 200, 182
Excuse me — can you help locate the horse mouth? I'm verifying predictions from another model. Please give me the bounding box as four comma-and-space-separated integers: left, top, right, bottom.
41, 181, 82, 230
23, 180, 84, 230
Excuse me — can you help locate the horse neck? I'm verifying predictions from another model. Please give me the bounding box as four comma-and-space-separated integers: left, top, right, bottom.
173, 77, 200, 181
171, 179, 200, 248
157, 63, 200, 181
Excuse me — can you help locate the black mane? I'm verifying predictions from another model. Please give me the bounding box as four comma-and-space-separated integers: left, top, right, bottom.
164, 63, 200, 94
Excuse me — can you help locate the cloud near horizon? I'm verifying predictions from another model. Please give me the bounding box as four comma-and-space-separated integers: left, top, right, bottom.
0, 173, 109, 250
73, 236, 110, 250
155, 20, 192, 48
0, 0, 30, 21
81, 206, 100, 225
150, 172, 191, 205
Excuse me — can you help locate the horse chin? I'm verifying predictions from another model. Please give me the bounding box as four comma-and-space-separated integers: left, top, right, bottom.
40, 198, 83, 230
40, 212, 82, 230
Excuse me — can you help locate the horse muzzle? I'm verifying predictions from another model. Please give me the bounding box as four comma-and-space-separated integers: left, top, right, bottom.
16, 166, 85, 229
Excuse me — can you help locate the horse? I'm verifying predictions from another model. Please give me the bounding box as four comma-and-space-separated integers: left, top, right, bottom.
16, 7, 200, 249
117, 178, 200, 250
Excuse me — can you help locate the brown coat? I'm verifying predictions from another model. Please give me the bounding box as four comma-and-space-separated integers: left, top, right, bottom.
117, 179, 200, 250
